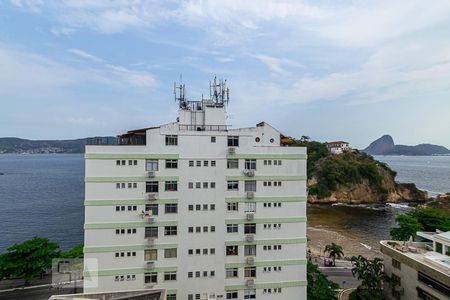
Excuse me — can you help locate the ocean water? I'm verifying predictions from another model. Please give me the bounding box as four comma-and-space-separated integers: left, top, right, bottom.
0, 154, 449, 253
0, 154, 84, 252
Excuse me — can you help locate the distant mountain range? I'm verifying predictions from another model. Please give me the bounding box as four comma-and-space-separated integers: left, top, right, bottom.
363, 135, 450, 156
0, 137, 88, 154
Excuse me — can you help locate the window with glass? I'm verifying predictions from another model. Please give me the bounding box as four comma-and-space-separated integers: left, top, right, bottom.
167, 295, 176, 300
244, 245, 256, 256
165, 203, 178, 214
165, 135, 178, 146
245, 159, 257, 170
145, 226, 158, 238
211, 136, 216, 143
226, 245, 238, 256
244, 202, 256, 213
165, 181, 178, 191
164, 272, 177, 281
244, 267, 256, 278
227, 224, 238, 233
145, 204, 158, 215
164, 226, 177, 236
145, 249, 157, 261
226, 291, 238, 300
227, 159, 239, 169
146, 159, 158, 171
145, 272, 157, 283
244, 223, 256, 234
244, 181, 257, 192
435, 242, 443, 253
146, 181, 159, 193
244, 290, 256, 299
227, 181, 239, 190
392, 258, 401, 270
164, 248, 177, 258
227, 136, 239, 147
165, 159, 178, 169
226, 268, 238, 278
227, 203, 238, 211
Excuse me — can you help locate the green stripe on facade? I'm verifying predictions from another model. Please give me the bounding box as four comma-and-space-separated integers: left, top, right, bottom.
84, 198, 178, 206
84, 244, 177, 253
225, 217, 306, 225
166, 290, 177, 295
85, 153, 179, 159
84, 221, 177, 229
225, 175, 306, 181
226, 154, 307, 160
225, 259, 306, 268
225, 280, 307, 290
225, 237, 306, 246
84, 266, 177, 277
85, 176, 178, 183
225, 196, 307, 203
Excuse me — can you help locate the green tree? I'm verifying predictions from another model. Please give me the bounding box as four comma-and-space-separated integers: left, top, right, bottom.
60, 244, 84, 259
409, 207, 450, 232
0, 237, 59, 284
307, 261, 339, 300
324, 243, 344, 266
390, 214, 423, 241
350, 255, 385, 299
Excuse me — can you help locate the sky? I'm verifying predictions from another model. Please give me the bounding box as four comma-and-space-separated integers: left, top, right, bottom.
1, 0, 450, 149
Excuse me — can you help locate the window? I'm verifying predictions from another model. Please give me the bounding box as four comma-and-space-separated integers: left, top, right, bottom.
188, 272, 193, 278
204, 160, 209, 167
244, 223, 256, 234
167, 295, 176, 300
196, 160, 201, 167
128, 160, 133, 166
196, 204, 201, 211
203, 226, 208, 232
203, 204, 208, 210
203, 248, 208, 254
211, 226, 215, 232
226, 291, 238, 299
210, 204, 215, 210
226, 268, 238, 278
226, 245, 238, 256
211, 136, 216, 143
164, 226, 177, 236
244, 181, 257, 192
210, 248, 215, 255
244, 245, 256, 256
195, 182, 201, 189
133, 182, 137, 188
145, 227, 158, 238
188, 249, 193, 255
189, 160, 194, 167
121, 160, 126, 165
145, 272, 157, 283
244, 290, 256, 299
188, 182, 194, 189
210, 182, 216, 188
165, 135, 178, 146
146, 181, 159, 193
392, 258, 401, 270
211, 160, 216, 167
146, 160, 158, 171
227, 159, 239, 169
244, 267, 256, 278
203, 182, 208, 188
227, 181, 239, 190
245, 159, 256, 170
145, 204, 158, 215
227, 224, 239, 233
164, 272, 177, 281
188, 227, 194, 233
145, 249, 157, 261
165, 159, 178, 169
165, 181, 178, 191
227, 136, 239, 147
196, 226, 201, 233
164, 248, 177, 258
116, 160, 120, 166
435, 242, 443, 253
244, 202, 256, 213
116, 183, 121, 189
134, 160, 138, 165
165, 203, 178, 214
227, 203, 238, 211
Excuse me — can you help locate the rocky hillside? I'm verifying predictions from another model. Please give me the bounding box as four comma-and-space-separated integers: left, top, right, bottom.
299, 141, 428, 204
363, 135, 450, 156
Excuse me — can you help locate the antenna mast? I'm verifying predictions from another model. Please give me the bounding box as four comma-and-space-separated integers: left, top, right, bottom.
174, 75, 187, 108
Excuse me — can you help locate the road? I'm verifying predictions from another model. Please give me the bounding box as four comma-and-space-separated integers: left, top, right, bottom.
320, 266, 361, 290
0, 286, 82, 300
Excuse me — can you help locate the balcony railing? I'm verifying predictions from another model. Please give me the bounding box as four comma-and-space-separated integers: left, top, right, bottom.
86, 136, 146, 145
179, 125, 228, 132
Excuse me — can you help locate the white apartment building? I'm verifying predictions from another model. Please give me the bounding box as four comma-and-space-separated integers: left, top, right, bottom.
83, 80, 307, 300
325, 141, 350, 154
380, 231, 450, 300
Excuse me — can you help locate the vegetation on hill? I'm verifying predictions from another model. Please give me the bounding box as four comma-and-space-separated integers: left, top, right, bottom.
0, 137, 87, 154
307, 261, 339, 300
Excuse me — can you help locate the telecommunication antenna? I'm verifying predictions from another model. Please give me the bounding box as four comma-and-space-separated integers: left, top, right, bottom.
209, 76, 230, 106
174, 75, 187, 108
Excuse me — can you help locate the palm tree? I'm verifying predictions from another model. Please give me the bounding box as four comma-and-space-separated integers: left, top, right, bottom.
351, 255, 385, 298
323, 243, 344, 266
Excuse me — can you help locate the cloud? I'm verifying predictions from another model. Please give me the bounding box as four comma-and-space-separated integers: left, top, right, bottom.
252, 54, 297, 76
68, 49, 103, 63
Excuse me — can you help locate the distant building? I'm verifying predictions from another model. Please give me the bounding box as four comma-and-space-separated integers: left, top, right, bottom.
380, 231, 450, 300
83, 79, 308, 300
325, 141, 350, 154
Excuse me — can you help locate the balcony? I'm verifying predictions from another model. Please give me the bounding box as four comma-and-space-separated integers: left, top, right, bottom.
179, 124, 228, 131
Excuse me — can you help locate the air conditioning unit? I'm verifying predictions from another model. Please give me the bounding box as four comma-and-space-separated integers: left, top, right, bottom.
147, 193, 157, 200
228, 147, 236, 154
246, 256, 255, 265
246, 191, 254, 199
148, 171, 155, 178
146, 261, 155, 269
246, 279, 255, 287
244, 170, 255, 177
246, 234, 255, 242
246, 213, 254, 221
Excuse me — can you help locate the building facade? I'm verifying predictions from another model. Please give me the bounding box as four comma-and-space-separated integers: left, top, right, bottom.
380, 231, 450, 300
83, 83, 307, 300
325, 141, 350, 154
